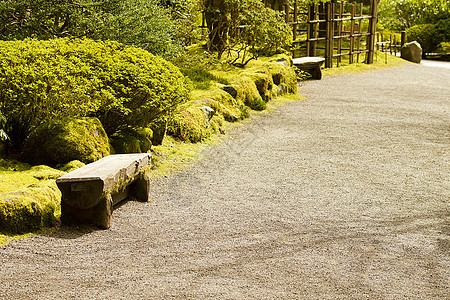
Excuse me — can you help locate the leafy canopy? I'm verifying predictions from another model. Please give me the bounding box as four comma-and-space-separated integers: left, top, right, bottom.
378, 0, 449, 30
0, 0, 182, 59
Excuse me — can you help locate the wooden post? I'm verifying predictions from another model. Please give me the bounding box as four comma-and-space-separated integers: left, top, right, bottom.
376, 32, 379, 51
313, 4, 318, 56
356, 2, 363, 63
337, 1, 343, 67
293, 2, 298, 57
307, 4, 313, 57
285, 1, 290, 23
401, 31, 406, 46
393, 34, 397, 55
389, 33, 393, 54
366, 0, 377, 64
349, 3, 356, 64
325, 1, 334, 68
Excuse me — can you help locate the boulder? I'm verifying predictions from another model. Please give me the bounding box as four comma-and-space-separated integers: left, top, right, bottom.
222, 86, 238, 98
199, 106, 215, 121
401, 41, 422, 63
22, 117, 110, 166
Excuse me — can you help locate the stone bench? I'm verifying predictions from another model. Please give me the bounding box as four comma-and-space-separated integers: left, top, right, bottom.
292, 57, 325, 80
56, 153, 152, 229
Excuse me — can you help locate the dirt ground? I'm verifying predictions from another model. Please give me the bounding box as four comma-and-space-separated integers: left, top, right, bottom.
1, 63, 449, 299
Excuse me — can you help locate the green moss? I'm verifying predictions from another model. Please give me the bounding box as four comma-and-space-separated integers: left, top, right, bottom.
265, 62, 297, 94
191, 89, 242, 122
31, 165, 65, 180
180, 67, 215, 90
0, 159, 32, 172
21, 117, 110, 166
239, 67, 275, 102
257, 53, 293, 66
322, 52, 408, 77
168, 105, 213, 143
110, 127, 153, 154
57, 160, 86, 173
232, 78, 266, 111
0, 180, 61, 234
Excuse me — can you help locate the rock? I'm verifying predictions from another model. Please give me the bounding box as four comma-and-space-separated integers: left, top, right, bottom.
278, 85, 287, 96
222, 86, 238, 98
401, 41, 422, 63
199, 106, 215, 121
22, 117, 110, 166
274, 61, 289, 68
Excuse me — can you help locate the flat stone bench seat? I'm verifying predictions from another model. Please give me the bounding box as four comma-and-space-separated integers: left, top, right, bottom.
292, 57, 325, 80
56, 153, 151, 228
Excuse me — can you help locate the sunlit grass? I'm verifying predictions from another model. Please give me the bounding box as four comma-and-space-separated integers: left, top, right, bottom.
322, 51, 408, 77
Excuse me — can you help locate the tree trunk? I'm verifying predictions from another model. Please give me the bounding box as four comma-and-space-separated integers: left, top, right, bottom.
204, 0, 228, 57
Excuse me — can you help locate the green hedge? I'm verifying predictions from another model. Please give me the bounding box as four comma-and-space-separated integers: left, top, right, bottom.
406, 24, 436, 55
0, 38, 189, 151
405, 19, 450, 56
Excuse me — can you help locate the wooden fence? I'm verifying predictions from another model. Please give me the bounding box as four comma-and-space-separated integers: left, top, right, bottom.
376, 31, 406, 57
283, 0, 378, 68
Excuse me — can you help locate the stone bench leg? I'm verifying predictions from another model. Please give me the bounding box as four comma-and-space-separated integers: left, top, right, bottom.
129, 173, 151, 202
61, 194, 113, 229
301, 65, 322, 80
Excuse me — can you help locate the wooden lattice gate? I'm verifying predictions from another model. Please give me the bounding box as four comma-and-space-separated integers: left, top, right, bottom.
279, 0, 378, 68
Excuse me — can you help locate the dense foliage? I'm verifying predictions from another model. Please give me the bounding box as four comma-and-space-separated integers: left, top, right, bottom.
406, 24, 436, 55
204, 0, 292, 65
378, 0, 449, 31
0, 0, 183, 59
0, 38, 189, 151
432, 18, 450, 47
227, 0, 292, 66
405, 18, 450, 55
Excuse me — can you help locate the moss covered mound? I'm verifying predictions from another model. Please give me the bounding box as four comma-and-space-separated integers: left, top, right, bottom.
232, 78, 266, 111
0, 163, 64, 234
0, 181, 61, 234
168, 54, 299, 143
266, 62, 297, 94
110, 127, 153, 154
22, 117, 110, 166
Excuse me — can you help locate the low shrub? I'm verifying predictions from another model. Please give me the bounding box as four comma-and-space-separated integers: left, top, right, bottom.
0, 38, 189, 151
406, 24, 437, 55
432, 18, 450, 48
437, 42, 450, 53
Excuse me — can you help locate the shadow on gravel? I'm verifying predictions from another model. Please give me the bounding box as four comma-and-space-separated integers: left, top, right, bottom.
42, 224, 98, 240
45, 196, 137, 239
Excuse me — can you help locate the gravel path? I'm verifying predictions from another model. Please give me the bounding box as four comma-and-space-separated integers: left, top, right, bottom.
1, 63, 449, 299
